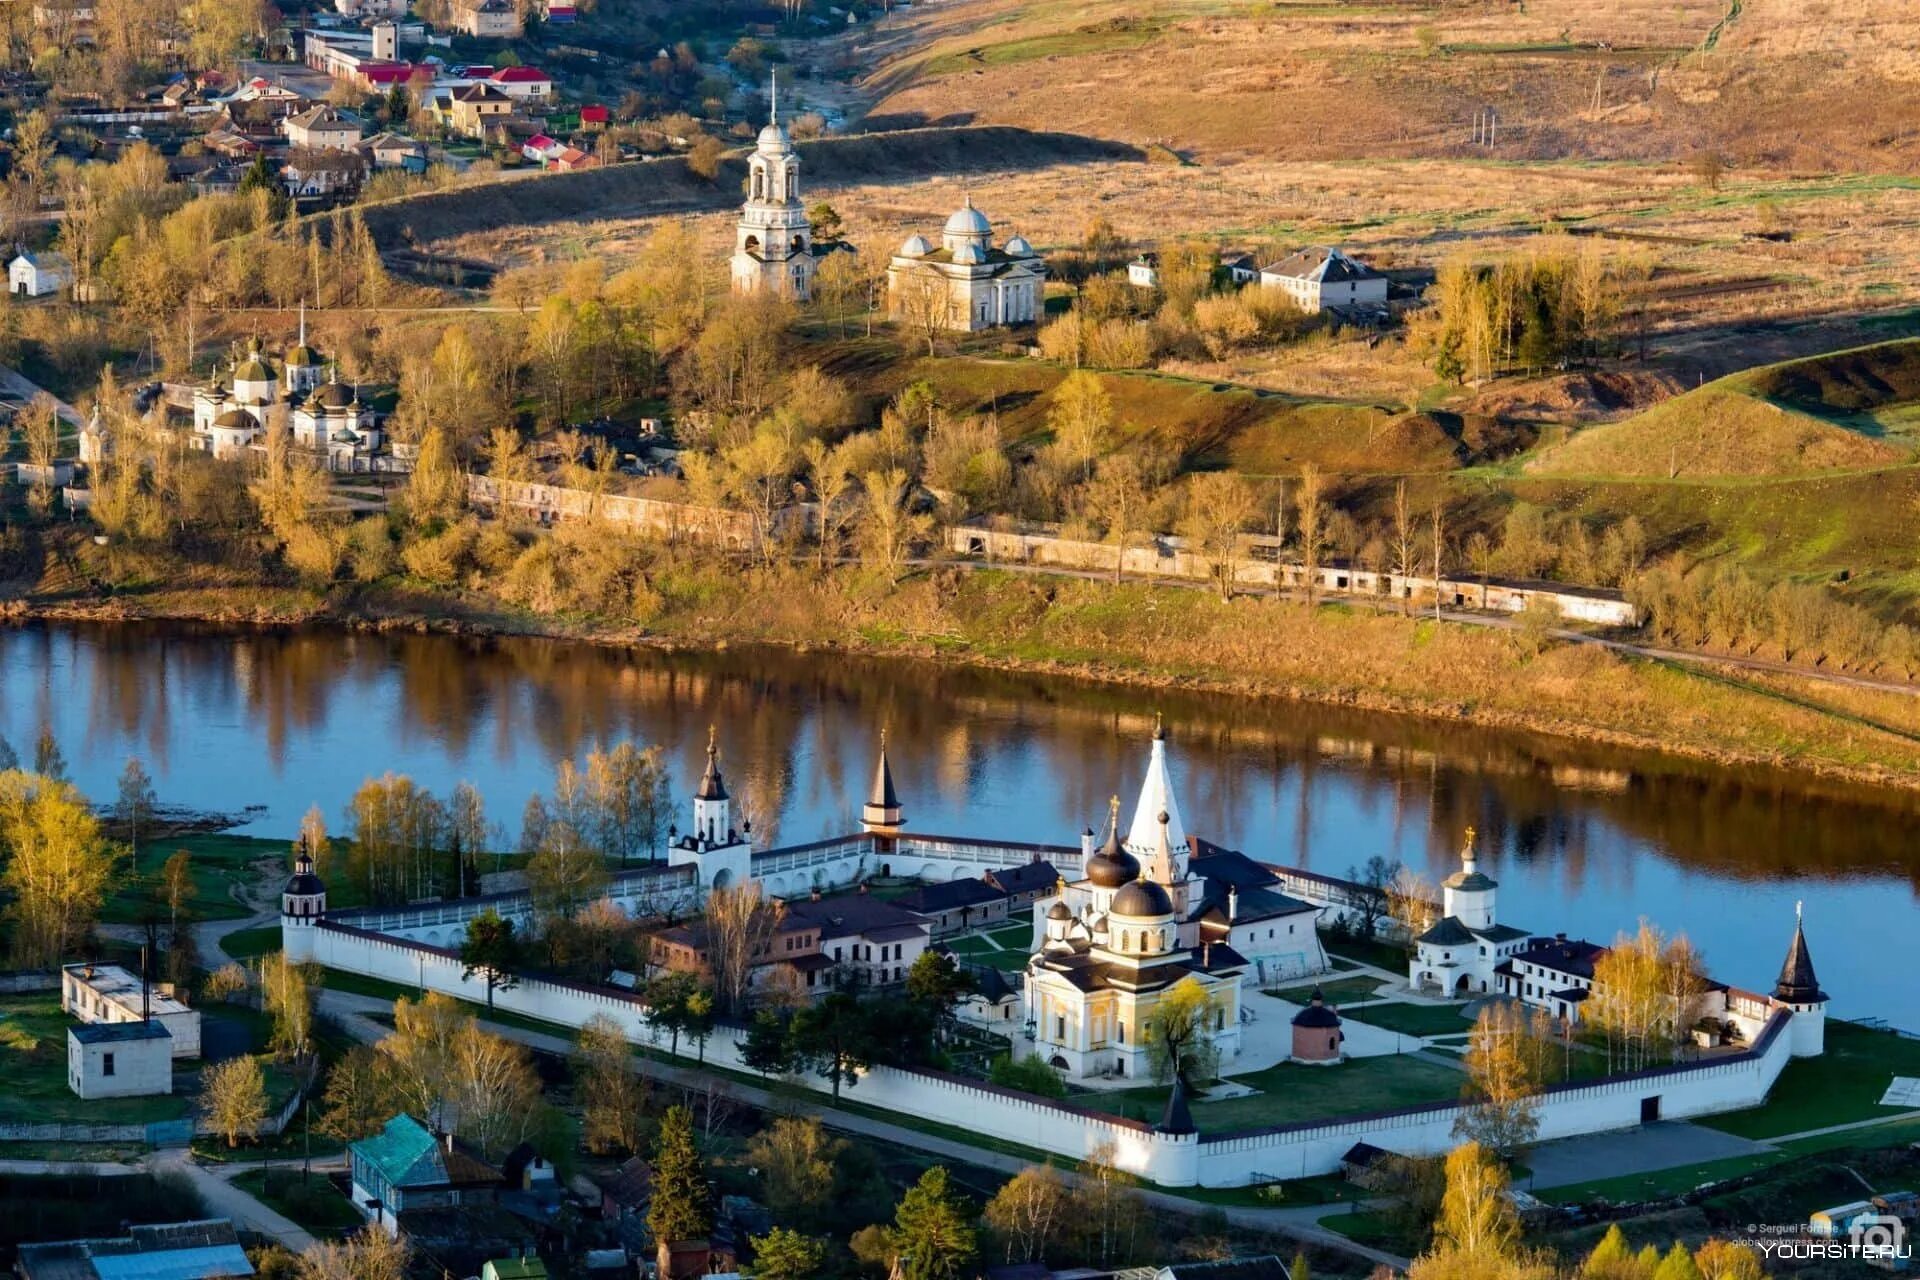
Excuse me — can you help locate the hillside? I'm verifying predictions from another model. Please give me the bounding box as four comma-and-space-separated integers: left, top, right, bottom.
849, 0, 1920, 169
349, 126, 1139, 247
1527, 342, 1920, 479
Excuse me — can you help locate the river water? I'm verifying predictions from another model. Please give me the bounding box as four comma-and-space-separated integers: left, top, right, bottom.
1, 621, 1914, 1026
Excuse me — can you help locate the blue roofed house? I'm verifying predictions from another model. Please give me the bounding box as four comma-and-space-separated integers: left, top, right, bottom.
349, 1113, 504, 1233
17, 1219, 254, 1280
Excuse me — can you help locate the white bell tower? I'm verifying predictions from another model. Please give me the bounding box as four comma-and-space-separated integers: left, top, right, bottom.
728, 72, 815, 301
669, 727, 752, 897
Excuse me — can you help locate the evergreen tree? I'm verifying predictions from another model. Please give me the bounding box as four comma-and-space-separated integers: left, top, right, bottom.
458, 908, 521, 1009
747, 1227, 827, 1280
892, 1166, 977, 1280
740, 1006, 795, 1076
647, 1105, 713, 1246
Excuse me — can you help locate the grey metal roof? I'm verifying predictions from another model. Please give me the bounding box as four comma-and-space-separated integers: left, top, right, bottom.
70, 1020, 172, 1044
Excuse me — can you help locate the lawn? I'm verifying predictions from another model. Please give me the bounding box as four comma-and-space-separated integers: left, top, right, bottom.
1343, 1001, 1474, 1038
1085, 1052, 1464, 1131
1321, 934, 1409, 972
1533, 1151, 1785, 1206
1694, 1021, 1920, 1140
220, 926, 285, 961
231, 1168, 363, 1236
0, 995, 191, 1126
101, 833, 291, 925
1267, 976, 1386, 1006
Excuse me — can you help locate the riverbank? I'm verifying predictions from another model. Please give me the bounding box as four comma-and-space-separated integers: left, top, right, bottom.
12, 546, 1920, 790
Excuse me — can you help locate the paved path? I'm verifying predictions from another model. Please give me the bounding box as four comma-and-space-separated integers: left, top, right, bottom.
1525, 1121, 1772, 1190
316, 990, 1412, 1273
0, 363, 82, 429
0, 1149, 316, 1252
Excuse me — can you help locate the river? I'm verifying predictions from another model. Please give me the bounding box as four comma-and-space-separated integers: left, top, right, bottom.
2, 621, 1915, 1027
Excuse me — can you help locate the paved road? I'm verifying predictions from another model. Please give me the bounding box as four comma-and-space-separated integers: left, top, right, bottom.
0, 363, 82, 428
316, 990, 1412, 1273
1525, 1121, 1771, 1190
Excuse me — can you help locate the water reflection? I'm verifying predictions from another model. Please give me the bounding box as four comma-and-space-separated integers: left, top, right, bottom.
2, 621, 1917, 1024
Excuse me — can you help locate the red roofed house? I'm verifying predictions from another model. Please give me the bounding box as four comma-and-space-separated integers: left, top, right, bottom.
488, 66, 552, 101
548, 146, 595, 171
520, 133, 560, 162
357, 62, 415, 90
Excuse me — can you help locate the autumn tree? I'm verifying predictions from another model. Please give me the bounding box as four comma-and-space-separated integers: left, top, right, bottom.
1047, 370, 1114, 484
587, 741, 671, 865
1425, 1142, 1519, 1268
576, 1012, 648, 1156
983, 1164, 1070, 1264
705, 882, 784, 1013
259, 952, 320, 1059
1455, 1001, 1546, 1155
745, 1116, 845, 1227
1296, 461, 1326, 604
1388, 867, 1440, 957
1589, 920, 1708, 1072
204, 1054, 269, 1148
316, 1045, 396, 1142
295, 1226, 410, 1280
0, 770, 119, 966
1083, 453, 1154, 582
1179, 471, 1257, 599
1143, 977, 1222, 1087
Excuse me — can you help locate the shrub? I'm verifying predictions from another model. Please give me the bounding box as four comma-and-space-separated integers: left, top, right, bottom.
401, 520, 478, 585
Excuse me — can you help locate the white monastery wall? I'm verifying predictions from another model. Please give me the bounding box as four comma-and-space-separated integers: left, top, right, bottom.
310, 916, 1794, 1189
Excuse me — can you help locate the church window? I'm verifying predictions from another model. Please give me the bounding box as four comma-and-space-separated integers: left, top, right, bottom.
1122, 931, 1133, 952
1055, 1015, 1065, 1040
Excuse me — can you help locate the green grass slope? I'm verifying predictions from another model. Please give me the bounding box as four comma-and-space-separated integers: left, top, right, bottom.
1528, 341, 1920, 480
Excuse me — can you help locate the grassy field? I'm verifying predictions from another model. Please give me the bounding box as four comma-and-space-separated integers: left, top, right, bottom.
230, 1168, 363, 1236
0, 995, 190, 1126
1321, 935, 1409, 972
1266, 976, 1388, 1006
101, 833, 291, 926
856, 0, 1920, 174
1343, 1002, 1476, 1038
220, 926, 285, 961
1694, 1021, 1920, 1139
1086, 1052, 1464, 1131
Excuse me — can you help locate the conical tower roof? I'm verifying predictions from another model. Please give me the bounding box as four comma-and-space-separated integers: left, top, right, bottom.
1157, 1075, 1196, 1136
1126, 714, 1187, 855
1774, 904, 1826, 1004
869, 731, 899, 811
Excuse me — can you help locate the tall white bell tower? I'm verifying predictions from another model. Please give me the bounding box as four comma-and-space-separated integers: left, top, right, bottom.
728, 72, 815, 301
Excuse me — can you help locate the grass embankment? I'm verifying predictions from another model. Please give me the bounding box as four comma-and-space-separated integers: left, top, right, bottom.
1694, 1020, 1920, 1139
1529, 338, 1920, 479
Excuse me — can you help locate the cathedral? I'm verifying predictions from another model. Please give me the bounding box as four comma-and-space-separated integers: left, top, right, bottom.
185, 310, 381, 469
1023, 722, 1297, 1081
729, 79, 815, 302
888, 196, 1046, 332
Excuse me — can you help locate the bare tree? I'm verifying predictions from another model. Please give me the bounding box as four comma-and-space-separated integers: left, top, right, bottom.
1391, 480, 1417, 615
706, 882, 784, 1014
1297, 461, 1326, 605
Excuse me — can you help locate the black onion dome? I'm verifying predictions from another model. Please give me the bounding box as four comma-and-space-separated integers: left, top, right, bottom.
1292, 988, 1341, 1028
1110, 879, 1173, 919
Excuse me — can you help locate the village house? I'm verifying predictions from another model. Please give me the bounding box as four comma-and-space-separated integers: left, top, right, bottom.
283, 104, 364, 150
358, 131, 428, 171
17, 1220, 254, 1280
350, 1113, 504, 1234
285, 147, 368, 196
449, 84, 516, 139
788, 893, 931, 988
62, 962, 201, 1057
453, 0, 523, 38
1259, 245, 1388, 312
488, 66, 553, 101
888, 196, 1046, 332
67, 1020, 172, 1099
9, 251, 72, 298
